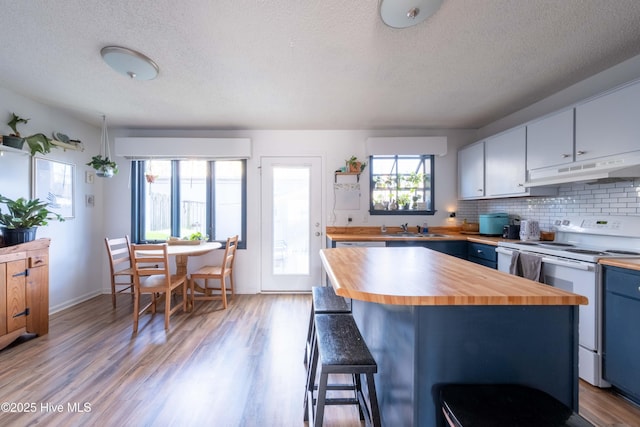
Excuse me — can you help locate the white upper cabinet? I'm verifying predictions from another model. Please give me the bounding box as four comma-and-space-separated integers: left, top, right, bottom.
458, 127, 558, 200
458, 141, 484, 199
576, 80, 640, 161
485, 127, 527, 196
527, 109, 574, 170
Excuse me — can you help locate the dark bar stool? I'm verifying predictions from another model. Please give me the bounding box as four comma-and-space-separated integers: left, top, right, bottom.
440, 384, 594, 427
304, 286, 350, 365
304, 313, 381, 427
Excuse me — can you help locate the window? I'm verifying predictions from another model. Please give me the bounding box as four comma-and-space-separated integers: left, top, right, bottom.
131, 159, 246, 248
369, 154, 434, 215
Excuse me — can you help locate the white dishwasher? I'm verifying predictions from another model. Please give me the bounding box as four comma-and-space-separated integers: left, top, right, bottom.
335, 241, 386, 248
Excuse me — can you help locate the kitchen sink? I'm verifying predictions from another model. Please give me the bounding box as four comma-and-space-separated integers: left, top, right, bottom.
389, 232, 449, 238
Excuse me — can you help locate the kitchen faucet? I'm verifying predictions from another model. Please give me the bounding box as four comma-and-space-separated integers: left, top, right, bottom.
401, 223, 408, 232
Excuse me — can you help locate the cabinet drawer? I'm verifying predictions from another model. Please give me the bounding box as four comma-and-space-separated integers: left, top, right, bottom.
605, 267, 640, 300
28, 250, 48, 268
467, 243, 497, 263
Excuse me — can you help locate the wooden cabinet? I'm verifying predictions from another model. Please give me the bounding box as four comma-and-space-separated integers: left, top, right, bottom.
0, 239, 50, 350
576, 80, 640, 162
458, 141, 485, 199
527, 109, 575, 170
603, 266, 640, 404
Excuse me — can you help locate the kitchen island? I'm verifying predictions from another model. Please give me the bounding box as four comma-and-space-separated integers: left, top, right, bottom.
319, 246, 588, 427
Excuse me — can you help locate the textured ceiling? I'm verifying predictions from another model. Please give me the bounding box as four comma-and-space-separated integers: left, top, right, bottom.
1, 0, 640, 129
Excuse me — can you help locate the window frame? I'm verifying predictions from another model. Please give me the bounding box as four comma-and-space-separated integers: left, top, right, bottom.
368, 154, 435, 216
130, 159, 247, 248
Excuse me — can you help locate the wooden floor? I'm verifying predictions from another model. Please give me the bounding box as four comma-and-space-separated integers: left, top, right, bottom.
0, 294, 639, 427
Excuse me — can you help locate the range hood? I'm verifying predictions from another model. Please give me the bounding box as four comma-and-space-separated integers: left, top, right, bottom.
526, 151, 640, 187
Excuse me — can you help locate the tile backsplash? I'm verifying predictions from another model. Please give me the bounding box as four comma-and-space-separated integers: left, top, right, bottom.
457, 179, 640, 231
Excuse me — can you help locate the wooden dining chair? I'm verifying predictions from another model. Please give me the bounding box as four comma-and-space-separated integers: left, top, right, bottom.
189, 235, 238, 310
130, 243, 187, 332
104, 235, 135, 308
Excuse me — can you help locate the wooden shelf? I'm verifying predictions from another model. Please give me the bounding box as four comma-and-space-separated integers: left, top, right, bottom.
51, 139, 84, 152
334, 172, 361, 182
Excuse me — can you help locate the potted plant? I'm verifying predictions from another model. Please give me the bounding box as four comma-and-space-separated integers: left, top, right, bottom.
346, 155, 367, 173
87, 155, 118, 178
0, 195, 64, 246
397, 193, 411, 210
2, 113, 54, 156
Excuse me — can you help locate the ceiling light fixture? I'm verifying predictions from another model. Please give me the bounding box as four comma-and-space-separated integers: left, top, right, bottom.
100, 46, 159, 80
380, 0, 443, 28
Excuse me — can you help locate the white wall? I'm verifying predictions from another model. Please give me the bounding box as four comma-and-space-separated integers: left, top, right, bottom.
0, 87, 104, 312
105, 128, 475, 294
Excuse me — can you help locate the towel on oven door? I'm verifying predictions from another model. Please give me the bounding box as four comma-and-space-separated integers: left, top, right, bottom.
509, 252, 544, 282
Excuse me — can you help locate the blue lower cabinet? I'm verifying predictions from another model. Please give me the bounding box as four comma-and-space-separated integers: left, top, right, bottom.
603, 266, 640, 404
386, 240, 467, 259
467, 242, 497, 269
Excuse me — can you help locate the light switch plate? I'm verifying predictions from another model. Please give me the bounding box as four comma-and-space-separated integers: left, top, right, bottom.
85, 171, 95, 184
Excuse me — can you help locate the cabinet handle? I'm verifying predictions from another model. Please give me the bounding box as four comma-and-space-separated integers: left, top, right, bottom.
12, 269, 28, 277
561, 154, 571, 158
517, 183, 524, 187
477, 250, 483, 254
478, 189, 483, 192
13, 308, 30, 318
577, 150, 586, 155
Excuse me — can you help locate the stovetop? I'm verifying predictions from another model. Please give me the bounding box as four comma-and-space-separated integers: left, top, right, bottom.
498, 216, 640, 262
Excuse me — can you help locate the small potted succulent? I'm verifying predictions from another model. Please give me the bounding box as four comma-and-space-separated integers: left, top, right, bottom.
2, 113, 53, 156
87, 155, 119, 178
0, 195, 64, 246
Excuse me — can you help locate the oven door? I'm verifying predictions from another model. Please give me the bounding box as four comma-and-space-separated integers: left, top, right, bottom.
539, 255, 598, 352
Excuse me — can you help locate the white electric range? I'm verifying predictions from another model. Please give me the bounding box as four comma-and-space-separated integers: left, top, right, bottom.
496, 216, 640, 387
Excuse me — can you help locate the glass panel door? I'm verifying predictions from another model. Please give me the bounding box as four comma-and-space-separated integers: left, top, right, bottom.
261, 157, 322, 292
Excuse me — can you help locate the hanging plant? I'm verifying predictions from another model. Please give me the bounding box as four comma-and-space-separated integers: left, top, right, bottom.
87, 154, 118, 177
86, 115, 118, 178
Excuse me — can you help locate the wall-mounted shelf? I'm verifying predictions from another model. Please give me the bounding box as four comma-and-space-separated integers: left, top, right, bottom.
334, 172, 361, 182
0, 144, 29, 156
51, 139, 84, 152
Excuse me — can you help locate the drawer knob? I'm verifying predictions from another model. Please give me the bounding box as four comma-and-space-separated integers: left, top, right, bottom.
477, 250, 483, 254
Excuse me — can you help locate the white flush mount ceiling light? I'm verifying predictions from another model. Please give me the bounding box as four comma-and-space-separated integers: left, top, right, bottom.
380, 0, 443, 28
100, 46, 159, 80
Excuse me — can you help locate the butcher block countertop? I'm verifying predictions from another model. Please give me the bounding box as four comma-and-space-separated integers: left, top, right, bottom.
599, 258, 640, 271
320, 247, 588, 306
